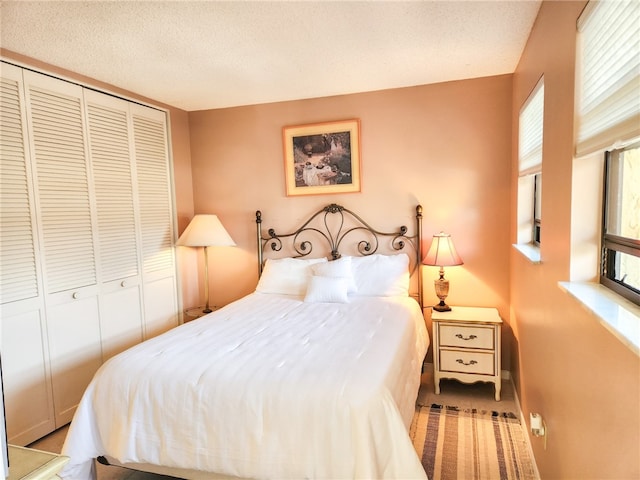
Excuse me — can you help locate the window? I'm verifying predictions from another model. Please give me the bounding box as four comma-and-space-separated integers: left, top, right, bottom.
516, 77, 544, 253
601, 144, 640, 305
575, 0, 640, 305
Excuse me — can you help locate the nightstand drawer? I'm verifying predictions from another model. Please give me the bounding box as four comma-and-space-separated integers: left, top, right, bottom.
439, 324, 494, 349
440, 349, 495, 375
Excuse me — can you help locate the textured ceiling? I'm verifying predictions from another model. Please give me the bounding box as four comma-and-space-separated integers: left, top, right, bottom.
0, 1, 541, 112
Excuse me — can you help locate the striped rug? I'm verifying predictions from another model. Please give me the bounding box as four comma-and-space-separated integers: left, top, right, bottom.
410, 404, 537, 480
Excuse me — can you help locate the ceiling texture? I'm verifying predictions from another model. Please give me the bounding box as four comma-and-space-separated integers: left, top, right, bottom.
0, 1, 542, 112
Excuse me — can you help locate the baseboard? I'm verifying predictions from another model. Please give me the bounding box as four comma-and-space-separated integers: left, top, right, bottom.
509, 376, 542, 480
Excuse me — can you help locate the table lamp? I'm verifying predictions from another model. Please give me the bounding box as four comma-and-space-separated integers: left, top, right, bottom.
423, 232, 463, 312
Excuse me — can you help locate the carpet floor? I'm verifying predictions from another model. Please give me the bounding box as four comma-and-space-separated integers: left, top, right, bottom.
411, 403, 537, 480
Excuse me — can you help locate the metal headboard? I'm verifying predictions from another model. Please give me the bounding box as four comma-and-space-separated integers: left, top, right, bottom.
256, 203, 423, 306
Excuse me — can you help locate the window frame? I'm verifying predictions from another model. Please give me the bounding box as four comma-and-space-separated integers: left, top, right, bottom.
533, 172, 542, 246
516, 77, 544, 254
600, 144, 640, 305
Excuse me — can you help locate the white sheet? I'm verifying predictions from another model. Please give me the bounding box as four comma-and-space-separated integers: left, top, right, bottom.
60, 293, 429, 480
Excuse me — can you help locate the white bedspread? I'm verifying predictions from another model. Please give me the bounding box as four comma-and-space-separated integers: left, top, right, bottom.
60, 293, 429, 480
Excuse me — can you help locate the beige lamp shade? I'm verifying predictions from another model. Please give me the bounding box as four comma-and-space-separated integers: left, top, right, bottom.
422, 232, 463, 267
176, 214, 236, 247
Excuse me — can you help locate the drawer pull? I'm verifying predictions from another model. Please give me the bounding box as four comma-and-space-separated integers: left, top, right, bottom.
72, 292, 79, 299
455, 333, 478, 341
456, 359, 478, 366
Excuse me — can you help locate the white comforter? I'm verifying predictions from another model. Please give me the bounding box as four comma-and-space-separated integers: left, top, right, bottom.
61, 293, 429, 480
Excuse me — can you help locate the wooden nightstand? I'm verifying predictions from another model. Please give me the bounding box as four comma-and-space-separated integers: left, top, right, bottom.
431, 306, 503, 401
8, 445, 69, 479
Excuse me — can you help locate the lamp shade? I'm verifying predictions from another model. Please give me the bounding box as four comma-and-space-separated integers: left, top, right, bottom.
176, 214, 236, 247
422, 232, 463, 267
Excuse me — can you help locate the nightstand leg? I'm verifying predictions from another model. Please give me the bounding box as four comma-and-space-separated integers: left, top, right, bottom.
435, 377, 441, 395
495, 381, 501, 401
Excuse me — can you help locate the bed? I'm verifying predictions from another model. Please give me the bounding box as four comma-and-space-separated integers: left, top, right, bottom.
60, 203, 430, 480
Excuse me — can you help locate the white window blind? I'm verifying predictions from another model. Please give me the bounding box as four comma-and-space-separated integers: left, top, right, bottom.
519, 78, 545, 176
576, 0, 640, 157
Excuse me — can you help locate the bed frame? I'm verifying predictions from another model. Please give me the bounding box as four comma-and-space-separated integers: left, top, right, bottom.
97, 203, 424, 478
256, 203, 424, 306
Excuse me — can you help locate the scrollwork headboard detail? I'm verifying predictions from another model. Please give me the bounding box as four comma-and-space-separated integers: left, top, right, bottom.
256, 203, 423, 306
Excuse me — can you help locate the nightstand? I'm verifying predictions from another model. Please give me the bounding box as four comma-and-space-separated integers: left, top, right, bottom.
431, 306, 503, 401
184, 306, 216, 322
8, 445, 69, 479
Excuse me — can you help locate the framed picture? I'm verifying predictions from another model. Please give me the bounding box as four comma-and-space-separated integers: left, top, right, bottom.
282, 119, 361, 196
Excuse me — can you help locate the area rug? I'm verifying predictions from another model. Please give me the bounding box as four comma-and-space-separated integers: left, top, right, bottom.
410, 403, 537, 480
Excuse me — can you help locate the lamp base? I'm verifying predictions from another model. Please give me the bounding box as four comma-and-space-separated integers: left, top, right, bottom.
433, 301, 451, 312
433, 275, 451, 312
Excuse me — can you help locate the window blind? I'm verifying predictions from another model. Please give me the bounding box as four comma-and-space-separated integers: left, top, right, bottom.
519, 78, 544, 176
575, 0, 640, 157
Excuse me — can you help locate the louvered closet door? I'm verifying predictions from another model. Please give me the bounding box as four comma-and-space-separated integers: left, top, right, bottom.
0, 66, 39, 305
131, 104, 178, 338
84, 90, 143, 360
23, 70, 102, 428
0, 63, 55, 445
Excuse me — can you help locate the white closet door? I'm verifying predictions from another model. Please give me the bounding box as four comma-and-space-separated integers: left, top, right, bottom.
84, 90, 143, 360
131, 104, 178, 338
0, 63, 55, 445
23, 70, 102, 428
2, 63, 180, 441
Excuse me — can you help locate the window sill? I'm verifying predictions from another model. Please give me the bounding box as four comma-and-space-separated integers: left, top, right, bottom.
558, 281, 640, 356
513, 243, 541, 264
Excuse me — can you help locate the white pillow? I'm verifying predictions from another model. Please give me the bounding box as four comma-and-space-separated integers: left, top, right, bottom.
256, 257, 327, 295
304, 275, 349, 303
311, 256, 357, 293
350, 253, 410, 296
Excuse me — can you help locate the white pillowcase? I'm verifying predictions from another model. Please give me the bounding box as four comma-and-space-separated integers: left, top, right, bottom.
310, 256, 357, 293
304, 275, 349, 303
350, 253, 410, 296
256, 257, 327, 296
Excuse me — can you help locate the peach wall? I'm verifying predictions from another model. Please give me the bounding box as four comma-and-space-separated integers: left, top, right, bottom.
510, 2, 639, 478
0, 49, 198, 311
188, 75, 513, 366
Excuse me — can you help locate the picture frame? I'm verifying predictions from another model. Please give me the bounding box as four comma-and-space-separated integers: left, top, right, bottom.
282, 119, 361, 196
